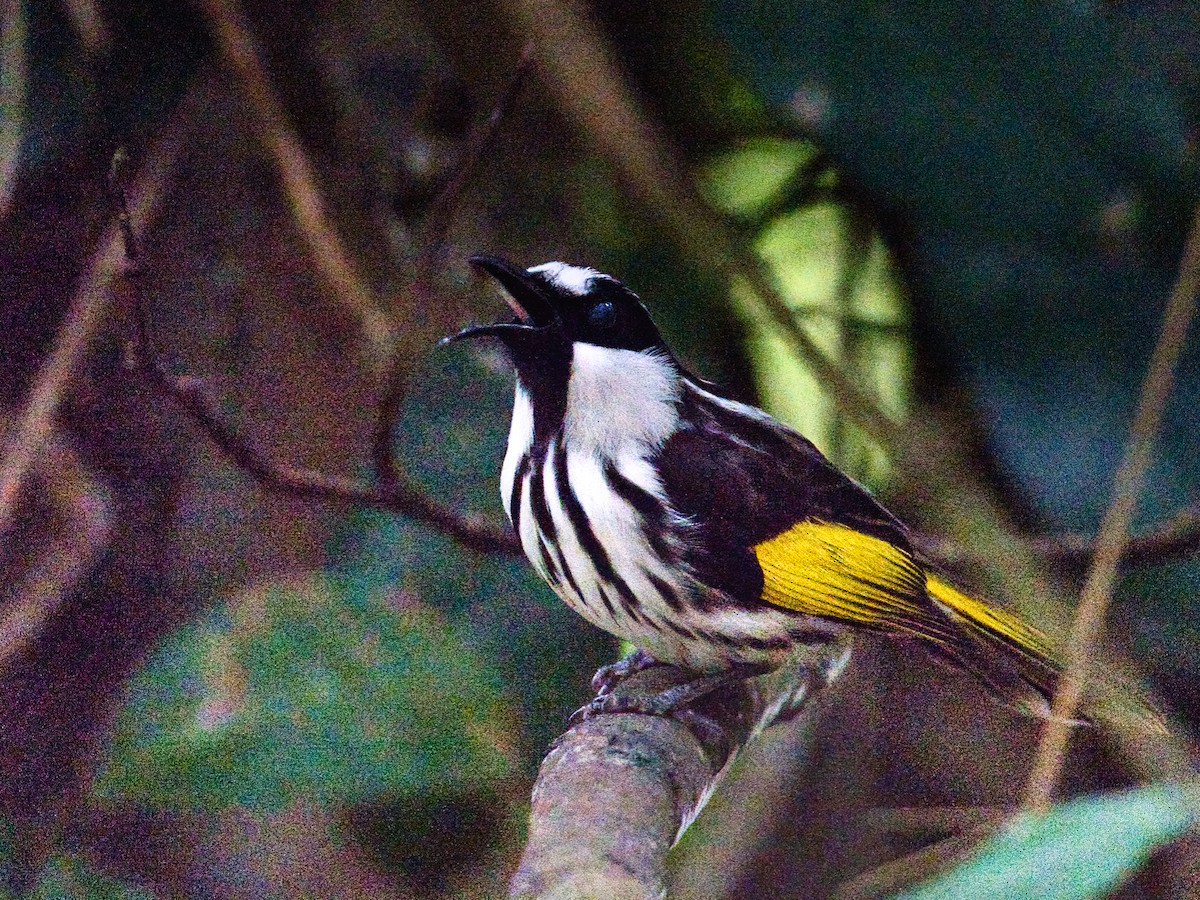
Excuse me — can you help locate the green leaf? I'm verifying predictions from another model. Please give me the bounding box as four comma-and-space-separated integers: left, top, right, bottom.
28, 857, 154, 900
96, 576, 513, 811
897, 784, 1196, 900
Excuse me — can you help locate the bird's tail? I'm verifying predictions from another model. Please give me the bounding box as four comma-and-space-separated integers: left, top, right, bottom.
925, 574, 1063, 718
925, 575, 1165, 732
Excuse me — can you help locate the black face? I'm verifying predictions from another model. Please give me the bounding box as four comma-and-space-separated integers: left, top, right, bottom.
445, 255, 668, 355
544, 272, 666, 352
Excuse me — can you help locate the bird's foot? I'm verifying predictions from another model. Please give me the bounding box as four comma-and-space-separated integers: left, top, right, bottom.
569, 664, 767, 727
589, 648, 665, 695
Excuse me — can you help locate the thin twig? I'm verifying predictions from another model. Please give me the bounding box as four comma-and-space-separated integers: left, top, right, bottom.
1030, 501, 1200, 569
417, 39, 536, 277
196, 0, 394, 364
0, 435, 112, 670
1021, 203, 1200, 813
915, 500, 1200, 573
0, 120, 185, 543
109, 156, 520, 556
0, 0, 27, 222
60, 0, 111, 55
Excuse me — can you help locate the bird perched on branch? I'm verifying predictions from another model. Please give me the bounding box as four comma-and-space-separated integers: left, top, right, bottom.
446, 255, 1064, 722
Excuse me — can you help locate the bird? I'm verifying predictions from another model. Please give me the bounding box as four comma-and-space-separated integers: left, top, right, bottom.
445, 254, 1065, 722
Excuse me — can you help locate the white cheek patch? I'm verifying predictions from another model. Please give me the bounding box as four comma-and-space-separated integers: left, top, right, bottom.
565, 344, 681, 457
527, 261, 605, 296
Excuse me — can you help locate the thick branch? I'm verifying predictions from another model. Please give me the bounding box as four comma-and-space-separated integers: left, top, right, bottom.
510, 663, 821, 899
511, 667, 756, 900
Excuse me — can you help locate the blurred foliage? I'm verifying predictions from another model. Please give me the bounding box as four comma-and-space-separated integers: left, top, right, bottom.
331, 353, 613, 751
97, 575, 512, 810
703, 137, 908, 484
898, 784, 1196, 900
717, 0, 1199, 528
0, 819, 151, 900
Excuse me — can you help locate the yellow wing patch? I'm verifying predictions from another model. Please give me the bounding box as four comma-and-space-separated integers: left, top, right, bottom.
925, 574, 1054, 661
753, 521, 951, 641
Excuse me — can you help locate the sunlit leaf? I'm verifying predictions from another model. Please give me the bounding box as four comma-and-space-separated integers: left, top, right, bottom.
96, 576, 514, 811
897, 784, 1196, 900
701, 138, 818, 218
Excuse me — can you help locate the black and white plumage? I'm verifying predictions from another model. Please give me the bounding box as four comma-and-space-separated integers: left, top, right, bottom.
448, 255, 1067, 715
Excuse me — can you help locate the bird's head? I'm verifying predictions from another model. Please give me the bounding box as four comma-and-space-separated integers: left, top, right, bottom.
444, 255, 682, 444
445, 255, 669, 362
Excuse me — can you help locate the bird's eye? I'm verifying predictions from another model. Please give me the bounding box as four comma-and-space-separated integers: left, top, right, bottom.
587, 301, 616, 329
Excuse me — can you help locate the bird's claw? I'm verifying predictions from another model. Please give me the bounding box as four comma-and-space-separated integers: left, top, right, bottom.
566, 691, 732, 761
589, 648, 663, 695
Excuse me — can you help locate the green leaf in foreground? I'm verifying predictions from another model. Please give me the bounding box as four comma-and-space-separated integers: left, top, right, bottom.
96, 576, 514, 811
897, 783, 1195, 900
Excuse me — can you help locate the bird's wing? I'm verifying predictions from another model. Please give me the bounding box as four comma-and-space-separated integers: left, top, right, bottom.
658, 388, 1069, 710
753, 519, 956, 642
658, 386, 917, 608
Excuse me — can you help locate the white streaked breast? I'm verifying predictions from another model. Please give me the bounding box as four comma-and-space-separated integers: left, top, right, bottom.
515, 467, 544, 581
499, 382, 534, 523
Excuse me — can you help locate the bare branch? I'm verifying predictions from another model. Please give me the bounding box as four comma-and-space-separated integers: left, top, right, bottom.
108, 155, 521, 556
0, 0, 27, 222
0, 111, 185, 543
1030, 501, 1200, 569
915, 500, 1200, 574
1021, 203, 1200, 812
0, 435, 112, 670
60, 0, 111, 55
417, 40, 536, 277
375, 41, 537, 492
195, 0, 394, 364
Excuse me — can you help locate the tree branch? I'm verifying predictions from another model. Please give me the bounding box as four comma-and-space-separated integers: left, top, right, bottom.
0, 103, 186, 544
1031, 501, 1200, 569
376, 39, 537, 490
510, 662, 823, 899
195, 0, 394, 364
107, 123, 522, 557
914, 499, 1200, 574
0, 433, 112, 671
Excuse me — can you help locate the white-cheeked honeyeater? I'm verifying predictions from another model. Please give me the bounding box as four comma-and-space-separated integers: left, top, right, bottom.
447, 255, 1063, 720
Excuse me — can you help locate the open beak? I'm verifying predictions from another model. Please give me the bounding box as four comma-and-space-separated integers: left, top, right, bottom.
441, 255, 557, 345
